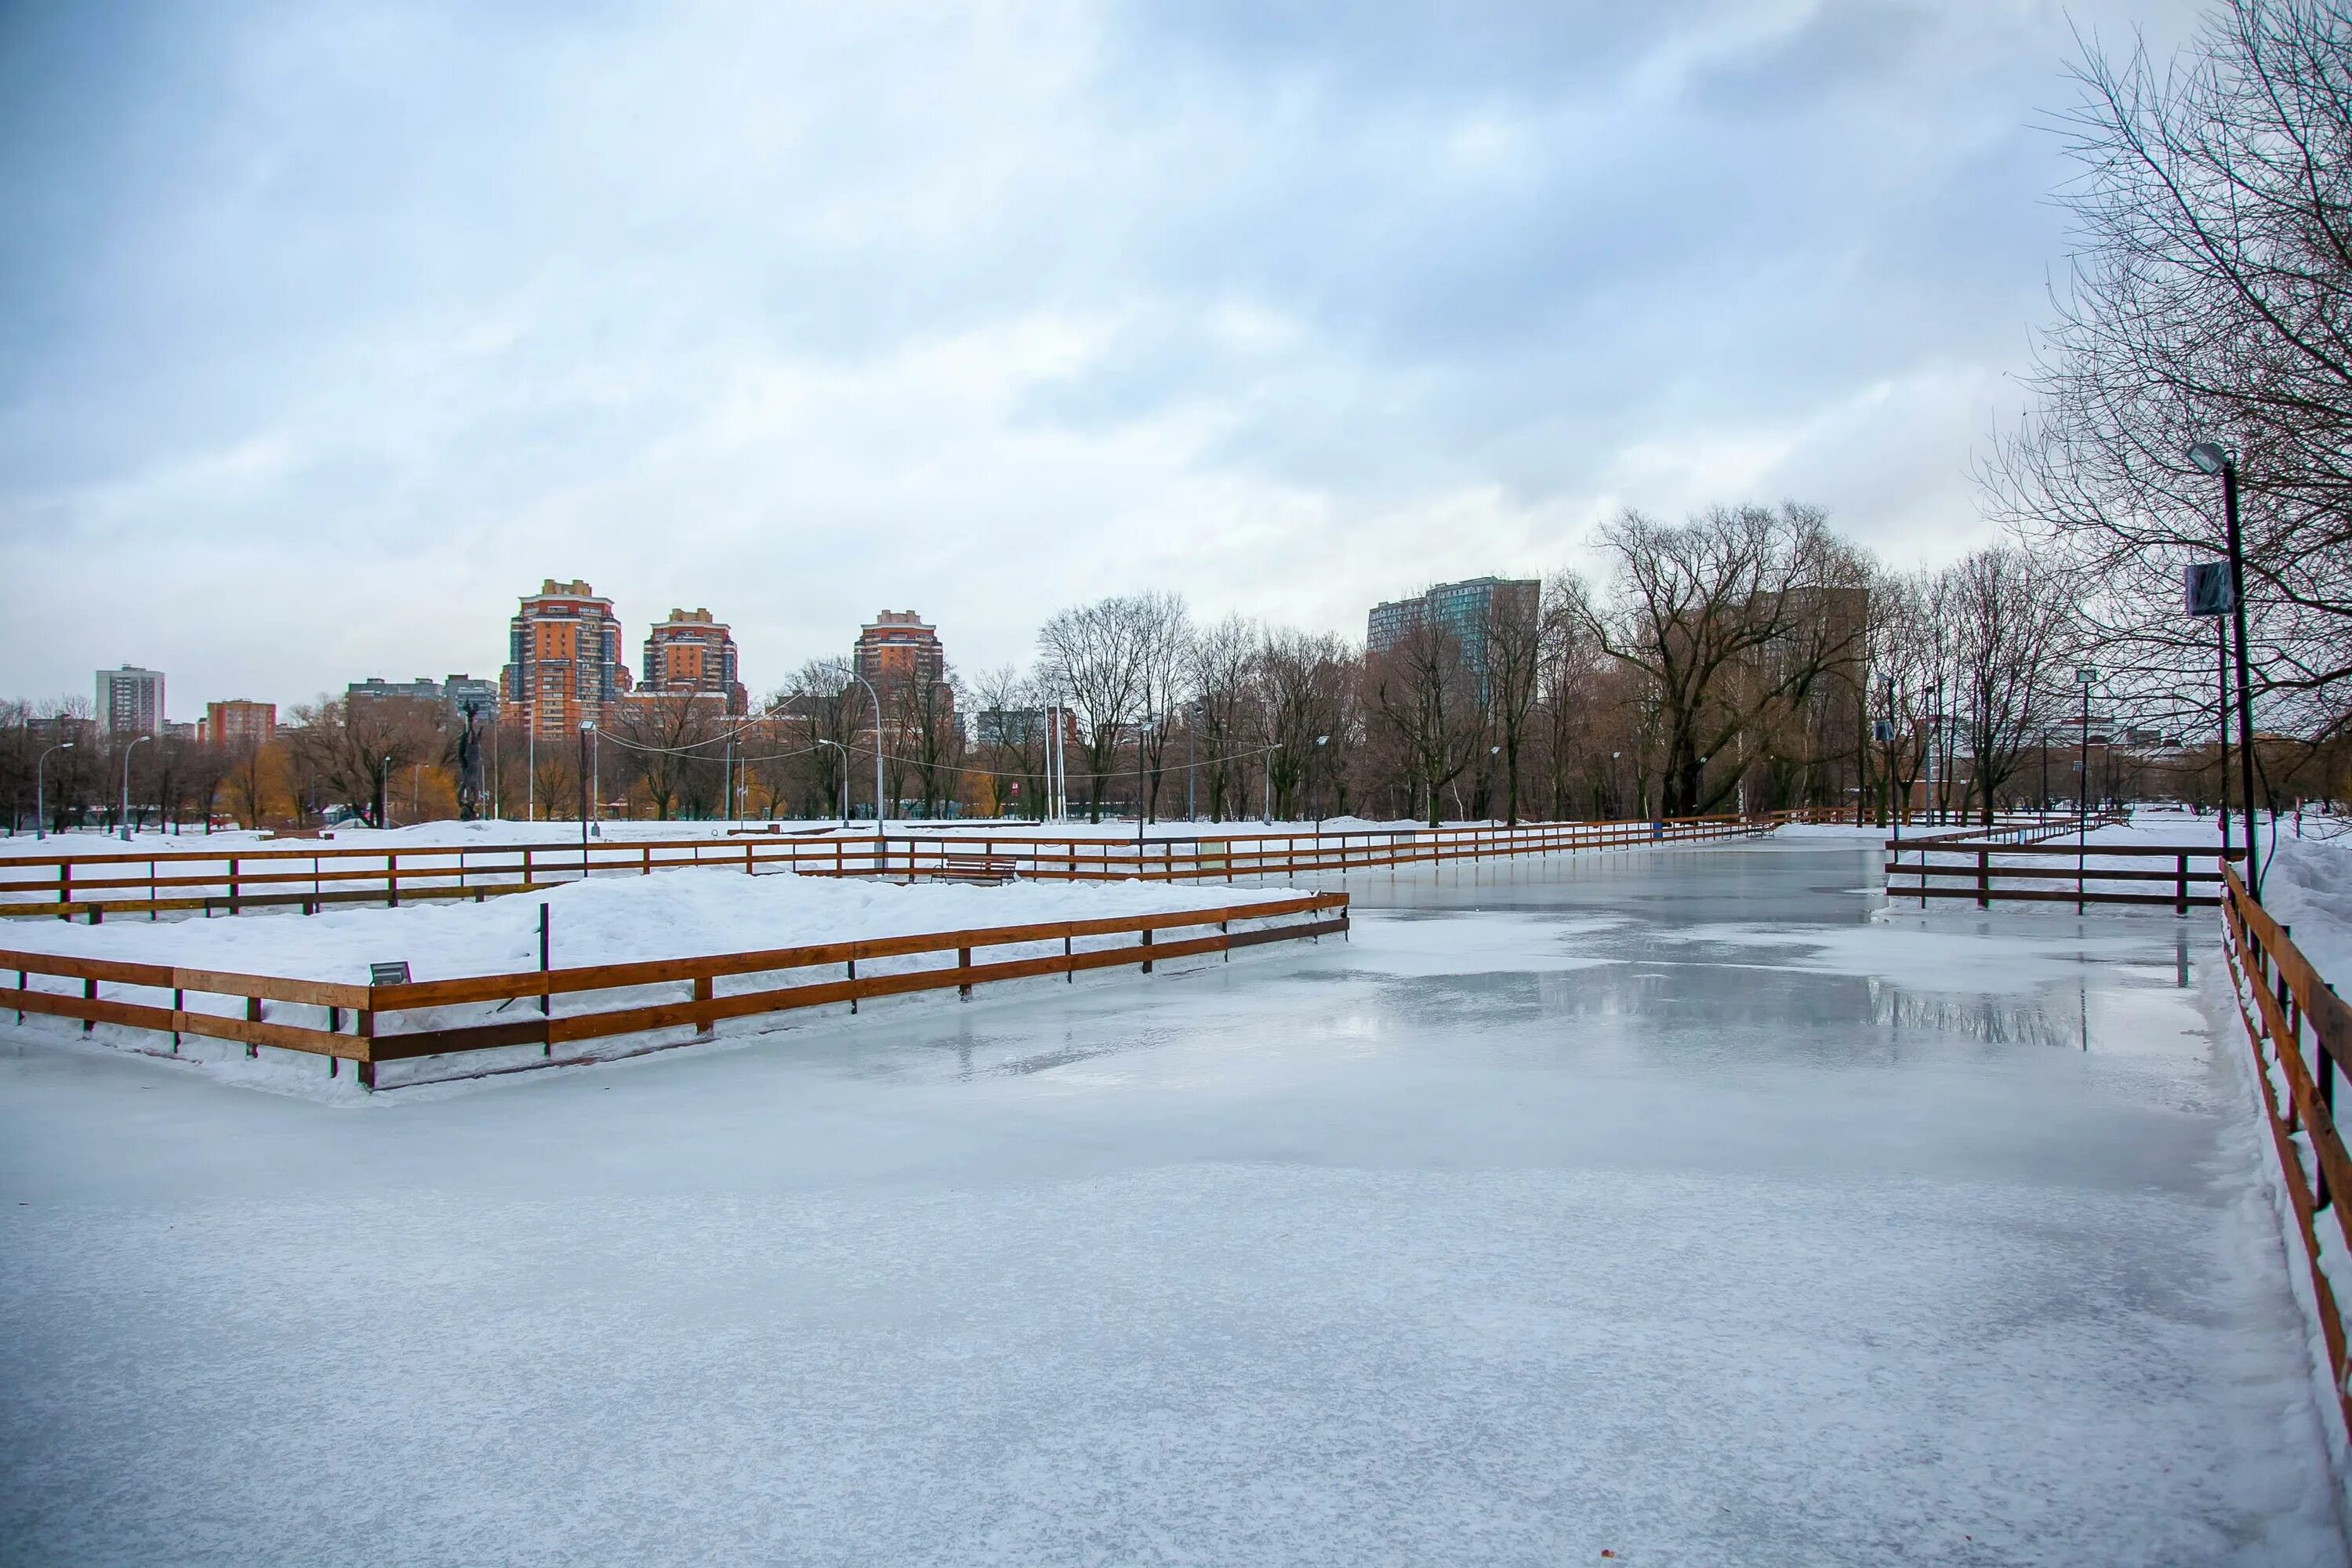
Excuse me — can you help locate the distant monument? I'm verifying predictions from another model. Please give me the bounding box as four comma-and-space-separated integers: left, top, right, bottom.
456, 703, 485, 821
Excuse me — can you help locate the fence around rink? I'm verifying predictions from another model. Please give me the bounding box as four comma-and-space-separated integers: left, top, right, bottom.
2219, 864, 2352, 1450
1883, 825, 2238, 913
0, 814, 1769, 921
2, 890, 1349, 1089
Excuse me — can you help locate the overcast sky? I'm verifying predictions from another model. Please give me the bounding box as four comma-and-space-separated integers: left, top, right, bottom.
0, 0, 2201, 716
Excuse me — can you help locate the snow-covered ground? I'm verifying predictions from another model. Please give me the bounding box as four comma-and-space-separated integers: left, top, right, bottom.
0, 873, 1315, 1095
2, 838, 2344, 1563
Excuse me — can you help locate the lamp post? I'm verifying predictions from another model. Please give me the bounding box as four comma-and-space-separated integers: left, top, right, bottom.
376, 754, 392, 829
2074, 666, 2099, 908
846, 673, 885, 826
2187, 441, 2262, 895
1263, 740, 1282, 826
578, 722, 594, 873
36, 741, 73, 840
1134, 713, 1155, 860
1311, 734, 1330, 834
118, 733, 154, 841
411, 763, 424, 824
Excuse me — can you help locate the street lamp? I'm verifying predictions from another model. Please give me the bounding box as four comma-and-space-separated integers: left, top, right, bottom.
2187, 440, 2261, 895
119, 733, 154, 840
36, 741, 72, 840
377, 753, 392, 829
846, 673, 885, 826
1312, 735, 1330, 834
578, 721, 595, 872
2074, 666, 2099, 907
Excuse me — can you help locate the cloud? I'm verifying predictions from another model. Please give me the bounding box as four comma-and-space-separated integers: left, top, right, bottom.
0, 0, 2205, 711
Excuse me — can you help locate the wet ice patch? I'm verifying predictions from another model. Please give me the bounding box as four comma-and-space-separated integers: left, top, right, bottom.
1652, 920, 2165, 996
1334, 910, 1624, 977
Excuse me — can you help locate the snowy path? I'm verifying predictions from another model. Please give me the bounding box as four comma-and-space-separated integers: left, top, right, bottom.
1, 840, 2343, 1565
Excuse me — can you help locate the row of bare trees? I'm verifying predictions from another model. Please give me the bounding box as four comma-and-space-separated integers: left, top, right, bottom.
1986, 0, 2352, 798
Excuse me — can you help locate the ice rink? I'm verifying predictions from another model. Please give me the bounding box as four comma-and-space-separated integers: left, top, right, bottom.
2, 838, 2343, 1565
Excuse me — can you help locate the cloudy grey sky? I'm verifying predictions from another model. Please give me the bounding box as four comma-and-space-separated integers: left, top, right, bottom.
0, 0, 2199, 716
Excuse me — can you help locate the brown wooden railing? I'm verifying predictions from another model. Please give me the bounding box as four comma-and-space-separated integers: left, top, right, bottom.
4, 891, 1348, 1089
1885, 833, 2238, 913
0, 815, 1767, 921
2220, 864, 2352, 1447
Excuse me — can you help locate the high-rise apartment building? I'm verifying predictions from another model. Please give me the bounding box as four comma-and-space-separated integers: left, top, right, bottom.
201, 699, 276, 750
1366, 576, 1540, 690
348, 674, 503, 729
852, 611, 945, 687
502, 580, 625, 736
641, 608, 746, 712
96, 666, 165, 735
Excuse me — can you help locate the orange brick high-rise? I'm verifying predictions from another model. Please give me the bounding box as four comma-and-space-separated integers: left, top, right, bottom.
852, 610, 945, 687
503, 579, 625, 737
641, 608, 746, 713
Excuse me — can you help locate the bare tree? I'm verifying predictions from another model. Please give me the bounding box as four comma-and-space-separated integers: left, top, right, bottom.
1037, 595, 1149, 822
1134, 593, 1194, 822
1947, 546, 2076, 823
611, 690, 724, 820
286, 695, 442, 825
1986, 0, 2352, 750
1369, 618, 1480, 826
1482, 585, 1544, 824
1188, 615, 1259, 822
1575, 503, 1863, 818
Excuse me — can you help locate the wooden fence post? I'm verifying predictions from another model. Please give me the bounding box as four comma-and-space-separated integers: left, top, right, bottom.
245, 995, 260, 1057
958, 947, 974, 999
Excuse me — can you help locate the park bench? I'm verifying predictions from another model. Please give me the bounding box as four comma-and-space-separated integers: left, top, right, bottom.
938, 852, 1019, 884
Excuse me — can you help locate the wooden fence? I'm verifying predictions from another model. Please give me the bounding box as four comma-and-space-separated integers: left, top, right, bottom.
3, 891, 1348, 1089
1885, 832, 2238, 912
0, 815, 1767, 922
2220, 864, 2352, 1449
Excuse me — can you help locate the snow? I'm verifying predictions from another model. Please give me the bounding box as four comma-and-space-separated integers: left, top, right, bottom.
2263, 833, 2352, 1000
1, 840, 2345, 1563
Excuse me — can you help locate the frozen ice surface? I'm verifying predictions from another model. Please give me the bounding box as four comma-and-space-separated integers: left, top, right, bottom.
2, 839, 2345, 1565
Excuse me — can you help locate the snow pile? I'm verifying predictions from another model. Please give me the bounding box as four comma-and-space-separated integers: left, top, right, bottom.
2260, 834, 2352, 996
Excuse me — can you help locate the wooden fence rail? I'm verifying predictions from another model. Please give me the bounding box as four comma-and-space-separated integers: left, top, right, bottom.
1885, 836, 2241, 913
2220, 864, 2352, 1449
0, 815, 1767, 922
4, 891, 1348, 1089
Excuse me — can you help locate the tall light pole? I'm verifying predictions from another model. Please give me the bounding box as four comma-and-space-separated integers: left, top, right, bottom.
579, 721, 593, 873
37, 741, 73, 840
377, 753, 392, 829
2188, 441, 2262, 895
1311, 734, 1330, 833
847, 672, 884, 826
37, 742, 74, 841
118, 733, 154, 841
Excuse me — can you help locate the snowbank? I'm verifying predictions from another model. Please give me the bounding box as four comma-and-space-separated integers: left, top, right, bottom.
2261, 833, 2352, 1000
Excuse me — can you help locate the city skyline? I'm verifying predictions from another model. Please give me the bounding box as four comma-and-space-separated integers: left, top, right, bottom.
0, 1, 2206, 710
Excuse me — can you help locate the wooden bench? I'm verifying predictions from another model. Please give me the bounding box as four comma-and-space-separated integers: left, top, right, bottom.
938, 853, 1019, 884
